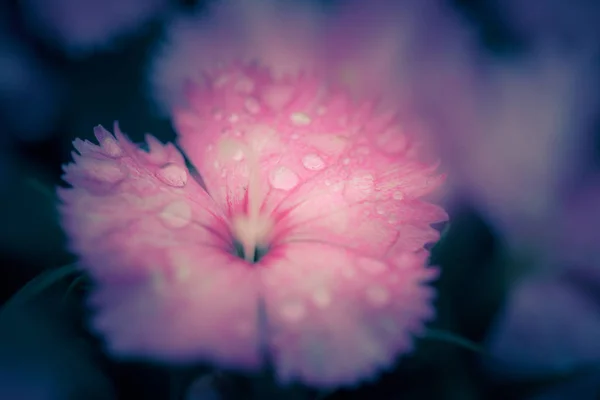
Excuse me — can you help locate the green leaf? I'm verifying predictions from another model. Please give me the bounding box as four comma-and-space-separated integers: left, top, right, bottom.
1, 264, 79, 314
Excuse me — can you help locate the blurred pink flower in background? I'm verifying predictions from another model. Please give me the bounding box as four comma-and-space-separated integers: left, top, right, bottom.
20, 0, 171, 56
423, 50, 598, 253
58, 0, 453, 388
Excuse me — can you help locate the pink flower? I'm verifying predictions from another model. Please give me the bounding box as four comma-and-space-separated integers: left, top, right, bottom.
59, 0, 448, 388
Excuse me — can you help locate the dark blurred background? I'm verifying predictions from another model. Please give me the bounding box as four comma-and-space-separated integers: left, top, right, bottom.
0, 0, 599, 399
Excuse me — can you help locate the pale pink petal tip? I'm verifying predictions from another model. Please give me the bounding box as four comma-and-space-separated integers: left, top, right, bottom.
20, 0, 170, 55
59, 124, 262, 368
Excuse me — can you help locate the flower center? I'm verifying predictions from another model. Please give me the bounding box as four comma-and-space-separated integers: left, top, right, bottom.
231, 214, 273, 263
222, 138, 273, 263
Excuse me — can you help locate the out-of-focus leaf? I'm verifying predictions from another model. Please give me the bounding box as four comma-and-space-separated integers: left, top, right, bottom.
0, 278, 115, 400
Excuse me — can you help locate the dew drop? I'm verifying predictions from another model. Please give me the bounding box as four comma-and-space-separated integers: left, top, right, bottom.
387, 213, 398, 224
290, 133, 299, 140
157, 163, 188, 187
375, 205, 385, 215
232, 149, 244, 161
290, 112, 311, 126
312, 288, 332, 308
159, 200, 192, 228
366, 285, 390, 306
229, 114, 239, 123
280, 300, 306, 322
392, 191, 404, 200
269, 166, 299, 190
342, 158, 350, 165
244, 97, 261, 114
302, 153, 325, 171
358, 257, 387, 275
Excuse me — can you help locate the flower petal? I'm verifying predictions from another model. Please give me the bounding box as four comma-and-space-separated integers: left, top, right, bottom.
259, 241, 437, 387
59, 124, 262, 367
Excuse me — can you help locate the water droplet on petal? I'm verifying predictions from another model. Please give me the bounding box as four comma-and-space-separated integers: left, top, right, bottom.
312, 288, 332, 308
302, 153, 325, 171
280, 300, 305, 322
291, 133, 299, 140
244, 98, 261, 114
269, 166, 299, 190
392, 191, 404, 200
375, 205, 386, 215
159, 200, 192, 228
232, 149, 244, 161
366, 285, 390, 307
229, 114, 239, 123
157, 163, 188, 187
290, 112, 311, 126
358, 257, 387, 275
